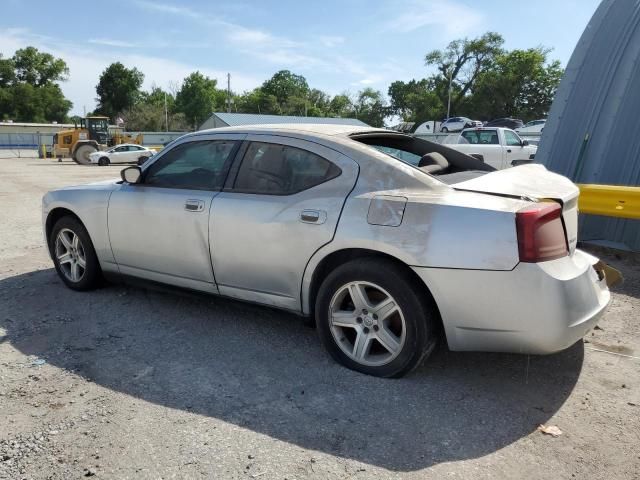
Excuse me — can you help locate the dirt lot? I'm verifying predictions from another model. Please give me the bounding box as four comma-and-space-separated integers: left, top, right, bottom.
0, 156, 639, 480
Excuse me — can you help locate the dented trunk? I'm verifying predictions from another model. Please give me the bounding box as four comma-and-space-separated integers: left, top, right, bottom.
450, 164, 580, 254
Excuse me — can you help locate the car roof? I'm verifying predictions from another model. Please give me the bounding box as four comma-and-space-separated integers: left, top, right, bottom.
195, 123, 389, 138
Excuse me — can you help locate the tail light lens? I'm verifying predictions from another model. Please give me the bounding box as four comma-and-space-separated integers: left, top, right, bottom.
516, 202, 568, 262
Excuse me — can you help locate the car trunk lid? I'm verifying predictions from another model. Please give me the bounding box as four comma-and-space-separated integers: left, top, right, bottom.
451, 164, 579, 254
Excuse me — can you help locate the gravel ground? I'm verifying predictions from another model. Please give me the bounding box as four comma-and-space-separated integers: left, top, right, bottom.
1, 157, 639, 480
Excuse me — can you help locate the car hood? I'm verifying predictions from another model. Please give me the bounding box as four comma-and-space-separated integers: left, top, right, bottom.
55, 179, 121, 191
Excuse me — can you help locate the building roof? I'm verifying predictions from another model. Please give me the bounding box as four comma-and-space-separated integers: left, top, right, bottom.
203, 112, 369, 129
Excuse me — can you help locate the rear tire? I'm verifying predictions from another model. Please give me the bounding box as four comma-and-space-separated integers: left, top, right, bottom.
73, 144, 98, 165
98, 156, 110, 166
49, 216, 101, 291
315, 258, 437, 378
137, 156, 148, 166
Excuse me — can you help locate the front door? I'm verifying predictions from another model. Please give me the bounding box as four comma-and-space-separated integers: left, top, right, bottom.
504, 130, 527, 167
108, 136, 241, 292
210, 135, 359, 310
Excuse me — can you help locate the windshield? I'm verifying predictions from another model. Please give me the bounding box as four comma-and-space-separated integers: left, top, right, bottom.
88, 119, 108, 131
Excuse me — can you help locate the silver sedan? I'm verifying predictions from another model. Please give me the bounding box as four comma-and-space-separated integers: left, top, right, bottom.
42, 125, 613, 377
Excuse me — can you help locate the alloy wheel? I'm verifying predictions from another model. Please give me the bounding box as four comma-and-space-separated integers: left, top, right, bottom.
55, 228, 86, 282
328, 281, 407, 367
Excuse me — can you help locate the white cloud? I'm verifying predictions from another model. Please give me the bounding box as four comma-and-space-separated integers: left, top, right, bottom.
318, 35, 345, 48
88, 38, 138, 48
386, 0, 484, 35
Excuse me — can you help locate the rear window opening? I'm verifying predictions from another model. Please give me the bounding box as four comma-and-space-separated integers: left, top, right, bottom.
350, 132, 494, 185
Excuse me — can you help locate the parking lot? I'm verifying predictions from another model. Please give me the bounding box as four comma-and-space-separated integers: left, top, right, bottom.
0, 156, 639, 479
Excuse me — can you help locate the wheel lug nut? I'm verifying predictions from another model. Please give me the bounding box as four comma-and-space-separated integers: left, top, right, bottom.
362, 309, 368, 314
363, 327, 370, 334
373, 314, 378, 320
356, 317, 362, 323
373, 325, 379, 331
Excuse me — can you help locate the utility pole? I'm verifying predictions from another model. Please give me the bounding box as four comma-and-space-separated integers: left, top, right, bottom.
164, 92, 169, 132
227, 73, 232, 113
446, 66, 453, 120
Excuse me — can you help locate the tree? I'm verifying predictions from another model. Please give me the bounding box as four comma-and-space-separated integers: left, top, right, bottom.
388, 79, 443, 122
468, 48, 564, 121
175, 72, 224, 128
12, 46, 69, 87
0, 47, 72, 122
95, 62, 144, 120
0, 54, 16, 88
261, 70, 309, 107
352, 88, 388, 127
425, 32, 504, 114
236, 88, 281, 115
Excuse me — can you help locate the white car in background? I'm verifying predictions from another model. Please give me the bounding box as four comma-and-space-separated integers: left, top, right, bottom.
89, 144, 156, 166
516, 119, 546, 134
440, 117, 482, 132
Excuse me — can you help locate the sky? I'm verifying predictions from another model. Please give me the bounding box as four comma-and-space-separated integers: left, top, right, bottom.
0, 0, 602, 116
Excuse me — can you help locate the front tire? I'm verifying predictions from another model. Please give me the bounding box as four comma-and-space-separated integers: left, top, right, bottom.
49, 216, 101, 291
73, 144, 98, 165
315, 258, 438, 378
98, 156, 110, 166
441, 127, 448, 133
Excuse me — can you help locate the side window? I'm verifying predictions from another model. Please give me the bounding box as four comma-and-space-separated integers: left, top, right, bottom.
504, 130, 522, 146
234, 142, 341, 195
115, 146, 127, 152
144, 140, 236, 191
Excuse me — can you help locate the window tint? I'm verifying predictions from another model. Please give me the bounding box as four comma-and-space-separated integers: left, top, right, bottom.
234, 142, 341, 195
504, 130, 522, 146
144, 140, 236, 191
461, 130, 499, 145
115, 146, 127, 152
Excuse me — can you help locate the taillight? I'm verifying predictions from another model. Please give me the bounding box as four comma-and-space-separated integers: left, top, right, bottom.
516, 202, 568, 262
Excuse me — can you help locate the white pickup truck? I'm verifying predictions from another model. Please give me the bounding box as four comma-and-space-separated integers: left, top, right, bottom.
443, 127, 537, 170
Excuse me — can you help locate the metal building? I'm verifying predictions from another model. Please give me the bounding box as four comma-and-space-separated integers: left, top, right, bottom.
198, 112, 368, 130
537, 0, 640, 251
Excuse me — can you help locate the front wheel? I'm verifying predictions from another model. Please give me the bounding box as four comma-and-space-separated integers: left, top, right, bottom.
98, 156, 110, 166
49, 216, 102, 291
315, 258, 438, 377
441, 127, 448, 133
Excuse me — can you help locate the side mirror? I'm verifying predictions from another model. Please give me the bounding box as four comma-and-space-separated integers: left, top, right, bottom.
121, 166, 142, 184
521, 139, 529, 146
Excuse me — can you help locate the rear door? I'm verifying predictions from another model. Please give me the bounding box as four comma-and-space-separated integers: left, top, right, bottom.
210, 135, 359, 310
459, 129, 505, 169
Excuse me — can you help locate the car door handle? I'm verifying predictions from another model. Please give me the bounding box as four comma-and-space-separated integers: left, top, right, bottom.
507, 149, 512, 153
300, 209, 326, 224
185, 199, 205, 212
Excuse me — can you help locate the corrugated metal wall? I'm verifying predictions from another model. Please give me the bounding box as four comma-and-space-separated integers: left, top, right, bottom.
537, 0, 640, 251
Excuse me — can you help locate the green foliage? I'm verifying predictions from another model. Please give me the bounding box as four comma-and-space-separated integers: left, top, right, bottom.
175, 72, 221, 128
467, 48, 564, 121
388, 79, 443, 122
261, 70, 309, 106
0, 47, 72, 122
13, 47, 69, 87
351, 88, 388, 127
95, 62, 144, 120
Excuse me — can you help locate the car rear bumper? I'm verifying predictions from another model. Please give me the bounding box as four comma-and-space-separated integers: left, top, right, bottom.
412, 249, 611, 354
